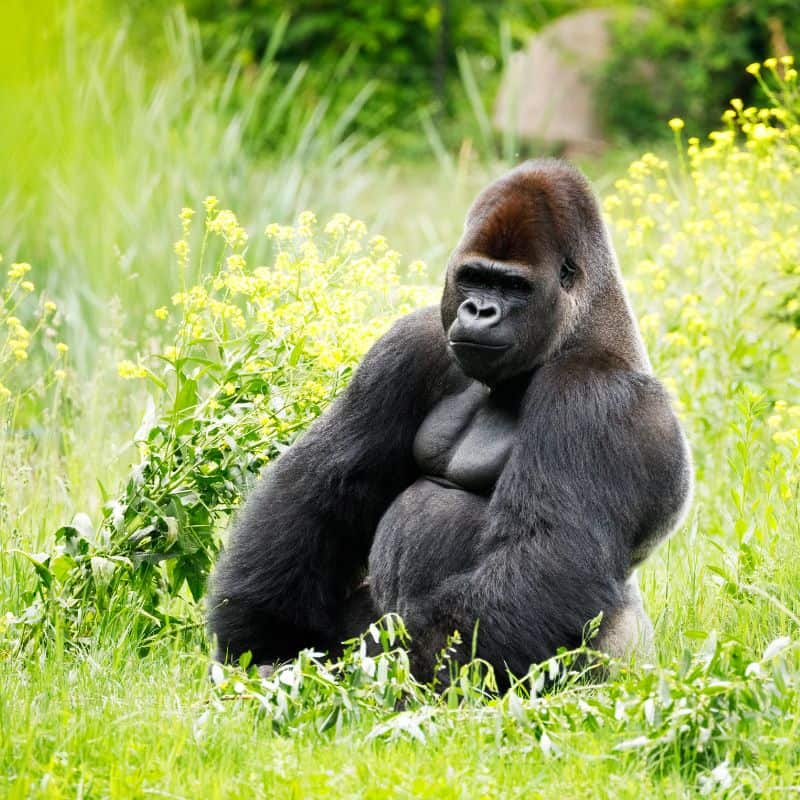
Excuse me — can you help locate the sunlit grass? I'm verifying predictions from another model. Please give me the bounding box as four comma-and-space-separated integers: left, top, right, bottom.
0, 3, 383, 369
1, 6, 799, 793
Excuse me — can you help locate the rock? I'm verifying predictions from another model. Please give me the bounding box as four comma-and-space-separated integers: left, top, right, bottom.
493, 8, 640, 152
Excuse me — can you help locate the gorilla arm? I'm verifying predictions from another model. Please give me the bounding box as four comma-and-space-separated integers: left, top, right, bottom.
208, 306, 450, 664
406, 362, 691, 682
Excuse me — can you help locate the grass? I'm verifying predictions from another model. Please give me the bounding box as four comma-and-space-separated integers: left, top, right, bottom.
2, 631, 798, 797
1, 4, 800, 797
0, 3, 385, 371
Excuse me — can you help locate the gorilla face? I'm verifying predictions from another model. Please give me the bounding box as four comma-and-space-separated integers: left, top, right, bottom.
441, 255, 578, 386
440, 166, 591, 387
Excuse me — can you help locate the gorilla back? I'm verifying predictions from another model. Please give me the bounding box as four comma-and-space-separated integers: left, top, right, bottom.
207, 159, 692, 683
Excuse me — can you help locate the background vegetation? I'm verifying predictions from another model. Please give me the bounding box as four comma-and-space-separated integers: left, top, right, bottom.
124, 0, 800, 146
599, 0, 800, 141
1, 0, 799, 796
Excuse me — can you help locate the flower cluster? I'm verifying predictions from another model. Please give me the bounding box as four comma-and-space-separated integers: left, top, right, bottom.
124, 201, 436, 440
767, 401, 800, 449
0, 257, 64, 401
603, 56, 800, 585
30, 202, 441, 634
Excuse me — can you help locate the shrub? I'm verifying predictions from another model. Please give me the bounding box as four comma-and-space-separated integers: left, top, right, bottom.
208, 625, 799, 785
598, 1, 799, 142
8, 203, 435, 649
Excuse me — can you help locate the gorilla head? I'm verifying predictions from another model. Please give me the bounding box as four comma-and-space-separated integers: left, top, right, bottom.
440, 159, 626, 386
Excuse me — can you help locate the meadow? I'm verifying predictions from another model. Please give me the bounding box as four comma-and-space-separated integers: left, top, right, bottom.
1, 10, 799, 797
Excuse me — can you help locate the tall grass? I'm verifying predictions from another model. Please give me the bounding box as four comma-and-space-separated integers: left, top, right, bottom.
0, 3, 634, 373
0, 4, 382, 367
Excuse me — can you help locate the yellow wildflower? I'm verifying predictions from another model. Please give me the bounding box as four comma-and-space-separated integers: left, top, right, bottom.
8, 262, 31, 280
118, 360, 147, 379
772, 430, 798, 445
298, 210, 316, 229
226, 255, 246, 272
174, 240, 189, 261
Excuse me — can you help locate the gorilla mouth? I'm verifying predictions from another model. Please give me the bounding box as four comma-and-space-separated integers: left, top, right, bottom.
449, 340, 511, 352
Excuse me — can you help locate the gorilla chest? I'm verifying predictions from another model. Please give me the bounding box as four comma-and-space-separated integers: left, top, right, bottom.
412, 382, 518, 494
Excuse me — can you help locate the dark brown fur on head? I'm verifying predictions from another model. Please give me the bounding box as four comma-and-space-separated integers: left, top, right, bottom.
460, 159, 608, 267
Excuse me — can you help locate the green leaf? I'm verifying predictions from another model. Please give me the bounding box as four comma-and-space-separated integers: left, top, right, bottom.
96, 478, 110, 503
175, 378, 198, 415
15, 550, 53, 589
134, 395, 157, 442
288, 336, 307, 367
90, 556, 118, 588
50, 553, 76, 584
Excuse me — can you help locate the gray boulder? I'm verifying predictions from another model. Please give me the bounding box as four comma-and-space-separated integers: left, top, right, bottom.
493, 8, 640, 152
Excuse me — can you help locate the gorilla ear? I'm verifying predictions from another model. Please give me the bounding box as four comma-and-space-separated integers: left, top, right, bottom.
559, 257, 578, 290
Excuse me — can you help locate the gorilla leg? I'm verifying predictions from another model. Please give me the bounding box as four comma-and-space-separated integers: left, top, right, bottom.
368, 480, 487, 678
593, 577, 655, 662
335, 582, 380, 642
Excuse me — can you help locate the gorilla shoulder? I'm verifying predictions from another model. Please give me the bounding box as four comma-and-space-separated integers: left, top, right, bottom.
534, 352, 692, 563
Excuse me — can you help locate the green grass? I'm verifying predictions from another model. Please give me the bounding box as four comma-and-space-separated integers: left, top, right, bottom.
2, 5, 800, 798
2, 631, 798, 797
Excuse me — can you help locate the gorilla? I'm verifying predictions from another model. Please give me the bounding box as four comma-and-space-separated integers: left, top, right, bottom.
207, 159, 692, 685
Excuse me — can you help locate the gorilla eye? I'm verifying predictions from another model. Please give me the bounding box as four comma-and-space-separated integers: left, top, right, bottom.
502, 275, 532, 293
458, 265, 486, 287
560, 258, 578, 289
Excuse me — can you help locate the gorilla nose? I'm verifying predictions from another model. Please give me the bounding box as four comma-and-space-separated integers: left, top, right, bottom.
457, 298, 501, 330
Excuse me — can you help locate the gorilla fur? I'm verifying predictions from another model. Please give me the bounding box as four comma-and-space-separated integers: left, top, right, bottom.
207, 159, 692, 685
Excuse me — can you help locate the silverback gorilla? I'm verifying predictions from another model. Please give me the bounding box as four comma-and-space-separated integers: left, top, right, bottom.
207, 159, 692, 684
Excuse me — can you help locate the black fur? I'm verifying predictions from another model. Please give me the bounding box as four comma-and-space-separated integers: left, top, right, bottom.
207, 159, 692, 684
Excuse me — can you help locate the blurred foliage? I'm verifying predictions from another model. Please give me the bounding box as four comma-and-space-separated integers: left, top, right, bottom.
10, 0, 800, 157
170, 0, 590, 152
121, 0, 800, 151
599, 0, 800, 142
0, 1, 393, 361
